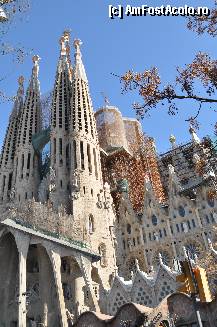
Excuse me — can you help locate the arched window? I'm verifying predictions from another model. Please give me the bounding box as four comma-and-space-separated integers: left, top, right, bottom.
178, 205, 185, 217
98, 243, 107, 267
207, 193, 215, 207
152, 214, 158, 226
89, 214, 94, 234
127, 223, 131, 234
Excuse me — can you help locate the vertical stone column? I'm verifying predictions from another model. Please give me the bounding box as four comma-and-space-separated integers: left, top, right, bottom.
74, 275, 84, 317
37, 245, 53, 327
14, 231, 30, 327
77, 254, 100, 312
47, 249, 68, 327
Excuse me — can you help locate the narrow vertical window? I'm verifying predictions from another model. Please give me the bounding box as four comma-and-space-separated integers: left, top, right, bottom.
149, 232, 152, 241
80, 141, 84, 170
15, 158, 18, 181
87, 144, 92, 173
21, 154, 24, 178
73, 140, 77, 169
27, 153, 31, 170
59, 138, 63, 155
66, 144, 70, 167
89, 214, 94, 234
8, 172, 13, 191
93, 148, 98, 179
192, 219, 196, 228
2, 175, 6, 194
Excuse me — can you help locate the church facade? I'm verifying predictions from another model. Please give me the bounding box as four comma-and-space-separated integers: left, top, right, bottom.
0, 31, 216, 326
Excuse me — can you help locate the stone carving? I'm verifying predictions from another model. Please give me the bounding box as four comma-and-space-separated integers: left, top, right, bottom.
104, 182, 113, 209
58, 204, 66, 217
38, 176, 49, 203
71, 169, 80, 190
71, 170, 80, 200
96, 193, 103, 209
168, 164, 175, 175
9, 187, 16, 202
66, 309, 74, 324
49, 167, 56, 192
127, 238, 132, 251
71, 191, 80, 200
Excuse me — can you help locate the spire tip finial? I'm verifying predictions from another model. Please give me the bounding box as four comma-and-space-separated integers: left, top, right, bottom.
74, 39, 82, 51
32, 55, 41, 64
32, 55, 41, 79
18, 75, 24, 85
169, 134, 176, 149
60, 31, 71, 56
63, 29, 70, 40
189, 124, 200, 143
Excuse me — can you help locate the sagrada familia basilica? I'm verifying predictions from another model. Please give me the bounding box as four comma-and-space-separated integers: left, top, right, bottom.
0, 31, 217, 326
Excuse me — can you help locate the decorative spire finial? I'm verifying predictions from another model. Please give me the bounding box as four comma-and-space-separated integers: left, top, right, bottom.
74, 38, 82, 55
59, 35, 66, 56
59, 31, 73, 80
63, 29, 70, 42
32, 55, 41, 79
169, 134, 176, 148
59, 30, 71, 56
73, 38, 88, 82
189, 125, 200, 144
18, 75, 24, 86
101, 92, 110, 107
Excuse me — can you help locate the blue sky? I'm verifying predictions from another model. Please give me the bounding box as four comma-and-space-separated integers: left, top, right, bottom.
0, 0, 216, 153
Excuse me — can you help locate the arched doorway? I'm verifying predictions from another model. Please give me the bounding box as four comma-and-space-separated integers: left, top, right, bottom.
0, 232, 19, 326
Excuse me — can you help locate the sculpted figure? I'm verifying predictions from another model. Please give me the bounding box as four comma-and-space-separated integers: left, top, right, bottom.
49, 167, 56, 192
9, 187, 16, 202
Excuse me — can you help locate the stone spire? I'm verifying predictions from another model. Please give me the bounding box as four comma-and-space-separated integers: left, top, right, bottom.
0, 76, 24, 203
49, 32, 73, 209
69, 39, 101, 189
70, 39, 97, 139
51, 31, 72, 132
17, 55, 42, 148
13, 56, 42, 202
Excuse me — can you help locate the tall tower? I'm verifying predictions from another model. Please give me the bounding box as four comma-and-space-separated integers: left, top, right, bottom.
69, 39, 101, 192
14, 55, 42, 202
0, 76, 24, 203
50, 31, 72, 209
69, 39, 117, 289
